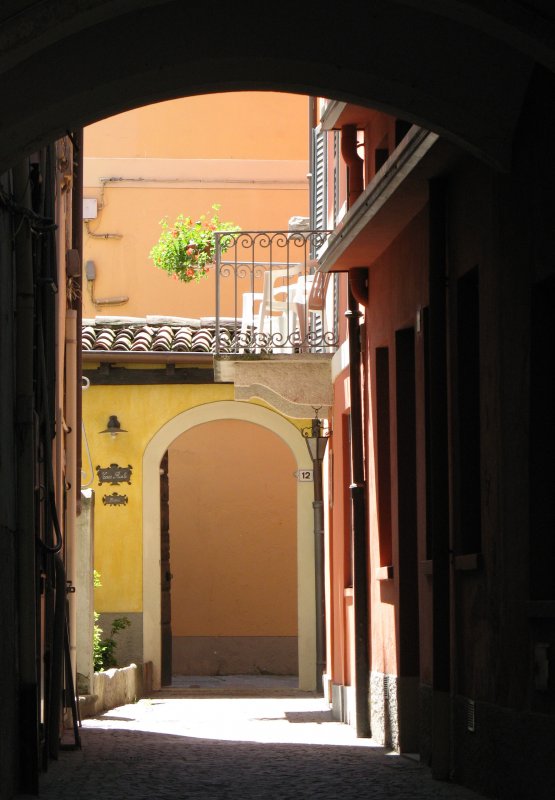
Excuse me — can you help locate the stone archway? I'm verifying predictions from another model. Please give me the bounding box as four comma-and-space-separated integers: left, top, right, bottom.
1, 1, 553, 171
142, 401, 314, 690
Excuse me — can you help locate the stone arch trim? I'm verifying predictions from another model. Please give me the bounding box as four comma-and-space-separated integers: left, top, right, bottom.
0, 1, 551, 170
142, 400, 315, 690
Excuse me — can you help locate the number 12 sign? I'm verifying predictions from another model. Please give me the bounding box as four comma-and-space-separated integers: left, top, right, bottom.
295, 469, 314, 482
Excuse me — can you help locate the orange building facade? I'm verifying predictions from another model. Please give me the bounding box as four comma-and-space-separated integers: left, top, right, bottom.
82, 92, 308, 319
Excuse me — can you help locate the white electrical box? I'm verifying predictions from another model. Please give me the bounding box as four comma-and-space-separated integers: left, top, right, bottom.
83, 198, 98, 220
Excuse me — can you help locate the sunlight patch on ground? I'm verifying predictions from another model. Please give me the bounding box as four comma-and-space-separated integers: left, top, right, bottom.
84, 696, 385, 749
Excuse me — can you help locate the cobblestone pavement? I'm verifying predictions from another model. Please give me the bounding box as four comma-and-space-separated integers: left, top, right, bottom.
27, 681, 489, 800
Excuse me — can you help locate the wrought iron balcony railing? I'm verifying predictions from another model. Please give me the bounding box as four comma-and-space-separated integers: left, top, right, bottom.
214, 230, 337, 356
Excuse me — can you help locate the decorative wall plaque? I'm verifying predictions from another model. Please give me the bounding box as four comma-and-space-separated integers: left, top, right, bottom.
102, 492, 128, 506
96, 463, 133, 485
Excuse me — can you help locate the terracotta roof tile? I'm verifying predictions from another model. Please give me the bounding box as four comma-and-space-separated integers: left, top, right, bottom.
81, 317, 241, 355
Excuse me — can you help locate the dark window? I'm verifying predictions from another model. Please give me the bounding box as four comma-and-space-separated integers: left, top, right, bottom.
375, 147, 389, 172
456, 267, 481, 554
423, 307, 433, 560
530, 275, 555, 600
395, 119, 412, 147
376, 347, 392, 566
395, 327, 419, 677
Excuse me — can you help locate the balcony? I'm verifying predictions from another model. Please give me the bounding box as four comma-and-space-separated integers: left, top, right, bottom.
213, 229, 336, 418
214, 229, 337, 356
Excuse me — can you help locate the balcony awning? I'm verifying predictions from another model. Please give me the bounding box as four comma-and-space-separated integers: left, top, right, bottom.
318, 128, 460, 273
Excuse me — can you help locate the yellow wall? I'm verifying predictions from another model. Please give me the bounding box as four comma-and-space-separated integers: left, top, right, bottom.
83, 92, 309, 319
83, 380, 234, 612
169, 420, 297, 637
83, 381, 306, 617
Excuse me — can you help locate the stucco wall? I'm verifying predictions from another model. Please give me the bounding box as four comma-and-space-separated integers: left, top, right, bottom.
83, 381, 235, 614
85, 93, 308, 161
168, 418, 298, 674
82, 92, 309, 320
82, 386, 316, 687
366, 207, 429, 686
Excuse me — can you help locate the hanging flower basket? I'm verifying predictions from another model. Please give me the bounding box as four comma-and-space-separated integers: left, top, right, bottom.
149, 204, 240, 284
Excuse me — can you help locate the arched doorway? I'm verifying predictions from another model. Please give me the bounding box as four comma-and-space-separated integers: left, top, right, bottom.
143, 401, 315, 690
167, 419, 298, 681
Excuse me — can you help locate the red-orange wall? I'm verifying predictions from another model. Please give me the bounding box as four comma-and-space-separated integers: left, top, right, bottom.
365, 207, 430, 680
330, 209, 432, 685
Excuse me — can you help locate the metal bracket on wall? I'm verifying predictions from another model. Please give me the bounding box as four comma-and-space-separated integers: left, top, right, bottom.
466, 699, 476, 732
534, 642, 550, 692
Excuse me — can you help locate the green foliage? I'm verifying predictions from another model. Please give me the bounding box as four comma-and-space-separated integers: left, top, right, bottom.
93, 570, 131, 671
93, 613, 131, 672
149, 204, 240, 284
93, 611, 104, 672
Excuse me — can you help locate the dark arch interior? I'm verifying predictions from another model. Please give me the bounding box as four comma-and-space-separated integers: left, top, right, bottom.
1, 1, 554, 170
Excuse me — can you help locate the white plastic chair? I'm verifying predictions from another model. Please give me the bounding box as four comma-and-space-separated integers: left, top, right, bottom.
256, 264, 303, 352
239, 291, 263, 352
293, 267, 331, 351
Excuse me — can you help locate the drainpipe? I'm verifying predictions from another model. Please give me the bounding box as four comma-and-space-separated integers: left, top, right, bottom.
65, 310, 78, 689
67, 129, 83, 700
47, 554, 67, 759
350, 268, 369, 307
342, 124, 371, 738
341, 125, 364, 208
70, 129, 83, 515
310, 420, 326, 695
13, 159, 39, 791
308, 96, 317, 228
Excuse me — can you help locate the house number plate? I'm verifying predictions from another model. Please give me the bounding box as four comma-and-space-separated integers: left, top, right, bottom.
295, 469, 314, 482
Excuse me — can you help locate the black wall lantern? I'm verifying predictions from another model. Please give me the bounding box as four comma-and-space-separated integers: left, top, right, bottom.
99, 415, 127, 438
302, 411, 330, 462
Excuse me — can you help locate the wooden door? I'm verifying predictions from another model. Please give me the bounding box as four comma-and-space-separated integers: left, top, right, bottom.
160, 452, 172, 686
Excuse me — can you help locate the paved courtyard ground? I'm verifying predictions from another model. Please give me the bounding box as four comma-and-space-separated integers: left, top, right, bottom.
26, 677, 489, 800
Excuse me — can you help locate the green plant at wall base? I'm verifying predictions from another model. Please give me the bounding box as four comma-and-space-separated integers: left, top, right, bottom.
93, 611, 104, 672
93, 570, 131, 671
94, 615, 131, 671
149, 204, 240, 284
